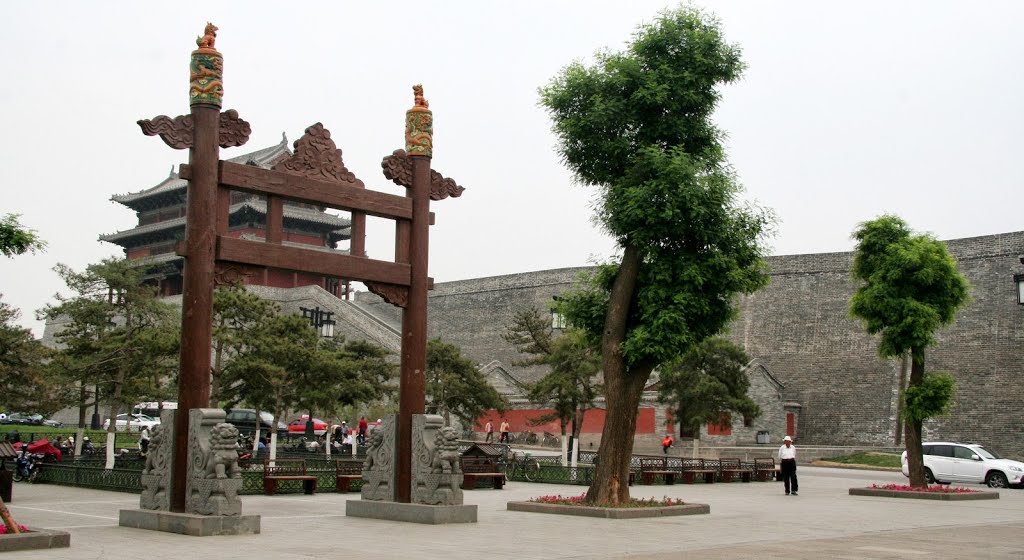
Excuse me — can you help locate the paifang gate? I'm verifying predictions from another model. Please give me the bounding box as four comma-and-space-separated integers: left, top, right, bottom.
137, 25, 464, 511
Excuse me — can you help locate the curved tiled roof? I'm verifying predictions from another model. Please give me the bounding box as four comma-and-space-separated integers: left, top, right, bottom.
100, 199, 350, 245
110, 136, 292, 208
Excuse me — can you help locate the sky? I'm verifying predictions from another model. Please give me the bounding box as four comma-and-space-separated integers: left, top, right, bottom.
2, 1, 1022, 337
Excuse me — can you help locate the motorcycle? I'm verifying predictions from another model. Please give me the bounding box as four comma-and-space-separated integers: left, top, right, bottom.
13, 449, 43, 483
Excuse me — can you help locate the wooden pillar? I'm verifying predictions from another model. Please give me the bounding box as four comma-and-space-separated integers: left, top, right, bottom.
396, 85, 433, 503
171, 38, 224, 513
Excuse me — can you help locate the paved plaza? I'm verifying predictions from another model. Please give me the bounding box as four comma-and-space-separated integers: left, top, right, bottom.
5, 466, 1024, 559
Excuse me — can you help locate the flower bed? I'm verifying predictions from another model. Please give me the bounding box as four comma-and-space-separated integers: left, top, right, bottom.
508, 493, 710, 519
849, 484, 999, 501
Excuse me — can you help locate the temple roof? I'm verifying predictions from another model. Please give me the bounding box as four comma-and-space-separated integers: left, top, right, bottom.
110, 135, 292, 211
99, 199, 351, 247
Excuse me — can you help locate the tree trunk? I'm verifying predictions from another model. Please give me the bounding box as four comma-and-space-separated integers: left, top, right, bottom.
904, 346, 926, 488
894, 352, 909, 446
586, 242, 652, 505
0, 497, 21, 534
211, 338, 223, 405
559, 418, 568, 466
75, 383, 88, 459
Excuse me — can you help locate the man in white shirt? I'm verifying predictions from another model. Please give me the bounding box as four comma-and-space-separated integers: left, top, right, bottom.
778, 435, 798, 495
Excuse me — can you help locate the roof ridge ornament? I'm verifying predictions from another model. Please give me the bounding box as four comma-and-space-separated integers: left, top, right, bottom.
271, 123, 364, 187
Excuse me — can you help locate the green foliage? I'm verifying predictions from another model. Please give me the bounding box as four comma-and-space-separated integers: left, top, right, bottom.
657, 337, 759, 432
211, 284, 280, 404
902, 372, 956, 423
850, 215, 972, 358
426, 338, 506, 426
0, 295, 63, 413
820, 452, 902, 468
0, 214, 47, 257
501, 307, 555, 367
527, 329, 603, 431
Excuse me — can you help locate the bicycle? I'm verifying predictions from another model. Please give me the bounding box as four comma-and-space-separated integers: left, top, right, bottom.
504, 451, 541, 482
518, 431, 539, 445
541, 431, 559, 447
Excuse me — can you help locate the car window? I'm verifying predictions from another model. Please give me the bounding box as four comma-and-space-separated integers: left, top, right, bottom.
922, 445, 933, 455
974, 446, 1002, 460
953, 446, 976, 460
930, 445, 954, 458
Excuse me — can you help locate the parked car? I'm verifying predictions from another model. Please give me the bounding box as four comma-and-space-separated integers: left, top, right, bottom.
102, 413, 159, 431
901, 441, 1024, 488
287, 416, 328, 436
224, 409, 287, 438
1, 413, 62, 427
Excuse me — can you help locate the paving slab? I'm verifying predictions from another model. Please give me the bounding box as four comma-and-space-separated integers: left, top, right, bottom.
4, 466, 1024, 559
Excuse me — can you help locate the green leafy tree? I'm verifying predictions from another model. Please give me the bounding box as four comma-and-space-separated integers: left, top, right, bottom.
426, 338, 506, 427
43, 258, 180, 467
657, 337, 759, 441
503, 307, 602, 462
0, 296, 63, 413
0, 214, 47, 257
211, 284, 279, 405
539, 6, 771, 503
850, 215, 970, 487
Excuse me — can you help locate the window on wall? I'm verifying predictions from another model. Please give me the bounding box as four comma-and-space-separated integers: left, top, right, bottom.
707, 421, 732, 436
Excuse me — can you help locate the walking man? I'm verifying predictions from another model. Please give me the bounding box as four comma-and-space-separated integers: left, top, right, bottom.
779, 435, 798, 495
484, 420, 494, 443
499, 419, 510, 444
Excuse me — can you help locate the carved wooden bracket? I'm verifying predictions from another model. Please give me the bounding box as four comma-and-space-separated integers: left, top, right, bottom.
272, 123, 364, 187
213, 263, 261, 286
366, 281, 408, 308
381, 149, 465, 200
138, 109, 251, 150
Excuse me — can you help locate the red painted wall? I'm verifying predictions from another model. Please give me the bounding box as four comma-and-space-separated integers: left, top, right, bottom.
474, 408, 656, 434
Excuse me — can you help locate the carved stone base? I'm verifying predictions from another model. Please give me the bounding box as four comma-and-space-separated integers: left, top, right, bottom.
118, 509, 261, 536
187, 478, 242, 516
345, 500, 477, 524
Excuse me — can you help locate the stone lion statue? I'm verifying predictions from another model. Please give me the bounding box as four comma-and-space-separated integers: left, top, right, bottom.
196, 22, 218, 49
205, 422, 240, 480
430, 426, 461, 474
363, 428, 385, 471
142, 424, 164, 475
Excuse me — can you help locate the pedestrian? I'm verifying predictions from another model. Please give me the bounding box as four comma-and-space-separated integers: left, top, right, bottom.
779, 435, 798, 495
484, 420, 494, 443
358, 416, 368, 445
662, 433, 674, 454
499, 419, 510, 444
139, 426, 151, 454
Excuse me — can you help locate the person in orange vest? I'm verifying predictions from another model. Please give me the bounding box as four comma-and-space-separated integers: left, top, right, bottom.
662, 433, 674, 454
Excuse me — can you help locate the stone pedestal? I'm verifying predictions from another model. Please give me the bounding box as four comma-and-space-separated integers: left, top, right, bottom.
0, 527, 71, 552
345, 500, 477, 524
118, 510, 260, 536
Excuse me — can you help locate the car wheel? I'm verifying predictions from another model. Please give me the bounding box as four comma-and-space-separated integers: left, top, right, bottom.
923, 468, 935, 484
986, 472, 1009, 488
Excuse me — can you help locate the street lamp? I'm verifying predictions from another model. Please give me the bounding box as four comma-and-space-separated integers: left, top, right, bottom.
299, 306, 335, 438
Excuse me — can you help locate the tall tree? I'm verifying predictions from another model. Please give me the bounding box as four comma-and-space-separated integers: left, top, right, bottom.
0, 296, 63, 413
211, 284, 279, 405
504, 307, 602, 463
0, 214, 46, 257
43, 258, 180, 468
850, 215, 969, 487
657, 337, 760, 441
539, 6, 771, 504
425, 338, 506, 427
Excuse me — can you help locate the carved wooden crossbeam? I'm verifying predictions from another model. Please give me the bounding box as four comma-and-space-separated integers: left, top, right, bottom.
138, 109, 251, 149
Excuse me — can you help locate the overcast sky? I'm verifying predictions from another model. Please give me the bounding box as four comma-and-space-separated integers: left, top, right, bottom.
2, 1, 1022, 336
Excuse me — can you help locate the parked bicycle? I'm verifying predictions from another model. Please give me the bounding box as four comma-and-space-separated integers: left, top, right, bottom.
504, 451, 541, 482
541, 431, 559, 447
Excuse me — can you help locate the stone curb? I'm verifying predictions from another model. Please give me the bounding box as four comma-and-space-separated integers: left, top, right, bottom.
848, 488, 1000, 500
506, 501, 710, 519
0, 526, 71, 553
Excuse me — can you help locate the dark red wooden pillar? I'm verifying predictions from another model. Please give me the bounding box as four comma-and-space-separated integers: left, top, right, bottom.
171, 41, 224, 513
396, 86, 433, 502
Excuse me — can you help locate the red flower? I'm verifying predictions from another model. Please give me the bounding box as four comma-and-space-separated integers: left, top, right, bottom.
867, 483, 976, 493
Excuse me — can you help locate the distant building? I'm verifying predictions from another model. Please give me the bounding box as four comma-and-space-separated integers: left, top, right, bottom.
100, 137, 352, 298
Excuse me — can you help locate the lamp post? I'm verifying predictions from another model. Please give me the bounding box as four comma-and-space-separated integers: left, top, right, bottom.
299, 306, 335, 438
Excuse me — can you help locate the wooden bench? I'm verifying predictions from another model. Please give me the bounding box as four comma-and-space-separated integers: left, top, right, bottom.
753, 457, 779, 481
460, 456, 505, 490
263, 458, 317, 496
679, 458, 717, 484
335, 459, 362, 493
719, 458, 754, 482
639, 456, 675, 485
703, 459, 722, 482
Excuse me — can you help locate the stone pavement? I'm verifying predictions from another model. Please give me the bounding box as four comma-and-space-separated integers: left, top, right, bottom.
5, 466, 1024, 559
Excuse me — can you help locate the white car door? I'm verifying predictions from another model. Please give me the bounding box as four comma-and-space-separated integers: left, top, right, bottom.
928, 445, 956, 481
952, 445, 985, 483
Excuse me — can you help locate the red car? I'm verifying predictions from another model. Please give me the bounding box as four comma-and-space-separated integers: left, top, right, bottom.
287, 416, 327, 436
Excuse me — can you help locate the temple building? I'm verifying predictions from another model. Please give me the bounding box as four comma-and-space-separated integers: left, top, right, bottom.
100, 137, 352, 298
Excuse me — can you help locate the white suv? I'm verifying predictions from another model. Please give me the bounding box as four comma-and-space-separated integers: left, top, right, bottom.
901, 442, 1024, 488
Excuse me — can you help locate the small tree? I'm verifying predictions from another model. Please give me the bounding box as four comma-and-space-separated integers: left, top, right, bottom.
849, 215, 970, 488
211, 284, 279, 405
657, 337, 760, 445
0, 296, 62, 414
425, 338, 506, 427
540, 6, 771, 504
0, 214, 46, 257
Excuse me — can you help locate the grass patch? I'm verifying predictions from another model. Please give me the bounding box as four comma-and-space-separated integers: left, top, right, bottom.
821, 451, 901, 468
2, 426, 140, 448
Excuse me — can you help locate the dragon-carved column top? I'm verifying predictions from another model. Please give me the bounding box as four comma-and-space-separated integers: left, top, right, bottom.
190, 22, 223, 107
405, 84, 433, 157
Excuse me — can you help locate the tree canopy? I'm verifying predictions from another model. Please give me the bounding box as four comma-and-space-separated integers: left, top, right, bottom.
425, 338, 506, 427
657, 337, 759, 435
0, 296, 61, 413
539, 5, 771, 503
850, 214, 970, 487
0, 214, 47, 257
